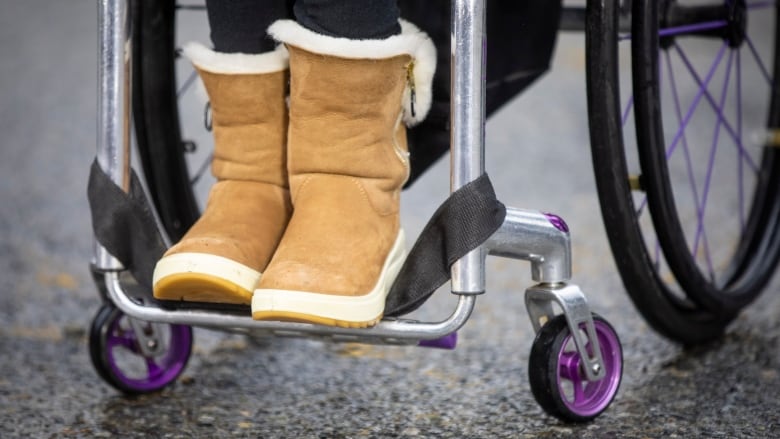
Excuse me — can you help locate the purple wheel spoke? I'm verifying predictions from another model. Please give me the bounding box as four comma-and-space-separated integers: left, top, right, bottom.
176, 69, 198, 98
570, 377, 586, 404
673, 43, 759, 172
745, 36, 774, 87
146, 358, 164, 379
694, 50, 736, 279
665, 49, 713, 267
619, 20, 730, 41
658, 20, 729, 38
747, 1, 777, 9
622, 94, 634, 127
664, 43, 725, 161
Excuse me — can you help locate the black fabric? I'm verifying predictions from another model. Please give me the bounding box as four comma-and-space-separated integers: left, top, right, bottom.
206, 0, 399, 53
205, 0, 293, 54
87, 160, 167, 293
384, 173, 506, 317
294, 0, 401, 39
398, 0, 563, 186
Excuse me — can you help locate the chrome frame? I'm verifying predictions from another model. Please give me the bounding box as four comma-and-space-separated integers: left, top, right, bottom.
95, 0, 131, 272
92, 0, 606, 373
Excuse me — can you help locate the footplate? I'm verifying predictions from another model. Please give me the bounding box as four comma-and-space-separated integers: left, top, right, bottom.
525, 283, 606, 381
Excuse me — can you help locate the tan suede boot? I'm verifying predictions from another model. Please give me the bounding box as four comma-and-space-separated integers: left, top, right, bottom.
153, 44, 292, 305
251, 20, 436, 327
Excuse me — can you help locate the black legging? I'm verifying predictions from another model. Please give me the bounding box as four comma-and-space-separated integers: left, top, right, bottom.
205, 0, 401, 54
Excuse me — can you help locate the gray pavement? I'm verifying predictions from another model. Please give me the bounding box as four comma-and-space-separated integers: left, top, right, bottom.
1, 1, 779, 438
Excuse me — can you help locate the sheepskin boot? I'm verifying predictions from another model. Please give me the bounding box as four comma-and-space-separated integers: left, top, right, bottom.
153, 44, 292, 305
251, 20, 435, 327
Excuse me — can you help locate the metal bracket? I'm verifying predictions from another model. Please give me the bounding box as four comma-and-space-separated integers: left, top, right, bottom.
127, 317, 168, 357
486, 208, 572, 283
525, 283, 606, 381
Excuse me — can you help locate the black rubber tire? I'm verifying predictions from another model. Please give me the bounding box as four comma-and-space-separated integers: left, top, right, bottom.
585, 0, 735, 344
89, 304, 123, 389
132, 0, 200, 243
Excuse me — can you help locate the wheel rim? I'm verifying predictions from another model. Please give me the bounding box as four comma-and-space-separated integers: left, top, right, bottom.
622, 0, 780, 310
555, 320, 622, 418
104, 313, 192, 392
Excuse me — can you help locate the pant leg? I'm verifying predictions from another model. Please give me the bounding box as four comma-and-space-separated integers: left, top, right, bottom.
205, 0, 293, 53
293, 0, 400, 39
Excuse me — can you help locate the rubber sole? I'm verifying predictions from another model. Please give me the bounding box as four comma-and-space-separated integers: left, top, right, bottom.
152, 252, 262, 305
251, 231, 406, 328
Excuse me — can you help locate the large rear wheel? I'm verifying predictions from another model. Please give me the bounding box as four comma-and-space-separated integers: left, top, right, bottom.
586, 0, 780, 343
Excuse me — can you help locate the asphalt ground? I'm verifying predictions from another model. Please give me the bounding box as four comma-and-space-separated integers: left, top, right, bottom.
1, 1, 779, 438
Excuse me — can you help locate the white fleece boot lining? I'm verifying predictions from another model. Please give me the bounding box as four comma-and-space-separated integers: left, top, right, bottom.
181, 42, 289, 74
268, 19, 436, 126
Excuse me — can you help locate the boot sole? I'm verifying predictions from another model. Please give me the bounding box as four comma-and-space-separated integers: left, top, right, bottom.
251, 231, 406, 328
153, 252, 261, 305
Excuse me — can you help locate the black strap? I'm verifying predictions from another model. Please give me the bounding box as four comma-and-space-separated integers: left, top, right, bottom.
384, 173, 506, 316
87, 160, 167, 293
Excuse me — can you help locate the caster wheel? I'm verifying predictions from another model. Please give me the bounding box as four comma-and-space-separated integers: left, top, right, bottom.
88, 304, 193, 394
528, 314, 622, 422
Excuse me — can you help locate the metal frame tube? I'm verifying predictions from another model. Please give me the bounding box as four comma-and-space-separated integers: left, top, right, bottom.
450, 0, 487, 293
94, 0, 132, 270
101, 272, 475, 342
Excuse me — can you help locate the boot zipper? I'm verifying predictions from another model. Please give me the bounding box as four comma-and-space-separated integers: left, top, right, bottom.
406, 60, 416, 119
393, 113, 411, 185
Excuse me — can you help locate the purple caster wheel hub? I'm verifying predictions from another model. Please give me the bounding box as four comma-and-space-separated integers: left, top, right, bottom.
556, 318, 622, 418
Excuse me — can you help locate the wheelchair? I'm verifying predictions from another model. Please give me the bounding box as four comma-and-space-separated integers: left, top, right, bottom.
87, 0, 778, 423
